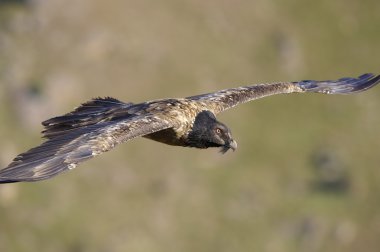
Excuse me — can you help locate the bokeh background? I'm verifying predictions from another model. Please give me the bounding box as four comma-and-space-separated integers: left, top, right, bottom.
0, 0, 379, 251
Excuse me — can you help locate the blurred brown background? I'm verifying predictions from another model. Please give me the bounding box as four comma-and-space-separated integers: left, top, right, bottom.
0, 0, 380, 251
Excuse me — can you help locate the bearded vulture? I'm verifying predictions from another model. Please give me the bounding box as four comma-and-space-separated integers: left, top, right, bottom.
0, 73, 379, 183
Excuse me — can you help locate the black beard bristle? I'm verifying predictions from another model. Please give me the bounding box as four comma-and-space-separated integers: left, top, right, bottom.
219, 145, 230, 154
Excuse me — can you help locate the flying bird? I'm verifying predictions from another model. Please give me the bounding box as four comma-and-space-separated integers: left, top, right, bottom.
0, 73, 379, 183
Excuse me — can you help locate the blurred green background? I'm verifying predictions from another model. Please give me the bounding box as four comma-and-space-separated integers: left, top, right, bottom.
0, 0, 379, 251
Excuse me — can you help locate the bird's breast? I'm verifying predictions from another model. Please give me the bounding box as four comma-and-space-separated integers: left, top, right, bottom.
143, 128, 187, 146
142, 99, 211, 147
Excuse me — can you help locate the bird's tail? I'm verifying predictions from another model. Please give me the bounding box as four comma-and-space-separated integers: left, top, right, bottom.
296, 73, 380, 94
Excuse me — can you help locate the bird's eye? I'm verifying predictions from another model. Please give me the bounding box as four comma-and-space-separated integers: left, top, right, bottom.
215, 128, 222, 135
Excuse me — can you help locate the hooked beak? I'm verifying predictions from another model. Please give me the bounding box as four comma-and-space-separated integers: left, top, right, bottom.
229, 139, 238, 151
220, 139, 238, 154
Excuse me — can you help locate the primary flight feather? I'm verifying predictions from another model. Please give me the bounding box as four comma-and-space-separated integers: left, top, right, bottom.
1, 73, 379, 183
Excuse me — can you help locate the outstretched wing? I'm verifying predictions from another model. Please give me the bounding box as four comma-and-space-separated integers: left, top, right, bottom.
0, 114, 172, 183
188, 73, 380, 114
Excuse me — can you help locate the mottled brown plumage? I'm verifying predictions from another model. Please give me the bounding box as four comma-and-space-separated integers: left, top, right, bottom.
1, 73, 379, 183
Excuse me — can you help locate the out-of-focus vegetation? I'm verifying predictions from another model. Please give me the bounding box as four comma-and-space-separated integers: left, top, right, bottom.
0, 0, 379, 251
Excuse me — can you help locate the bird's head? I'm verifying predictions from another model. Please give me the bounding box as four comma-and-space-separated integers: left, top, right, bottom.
187, 110, 237, 153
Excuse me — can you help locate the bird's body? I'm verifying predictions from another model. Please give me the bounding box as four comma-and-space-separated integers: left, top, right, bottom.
1, 73, 379, 183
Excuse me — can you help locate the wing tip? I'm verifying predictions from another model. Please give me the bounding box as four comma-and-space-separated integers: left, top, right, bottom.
352, 73, 380, 93
298, 73, 380, 94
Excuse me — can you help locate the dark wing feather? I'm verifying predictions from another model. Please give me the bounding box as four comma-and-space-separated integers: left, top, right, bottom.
0, 115, 172, 183
42, 97, 133, 139
188, 73, 380, 114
